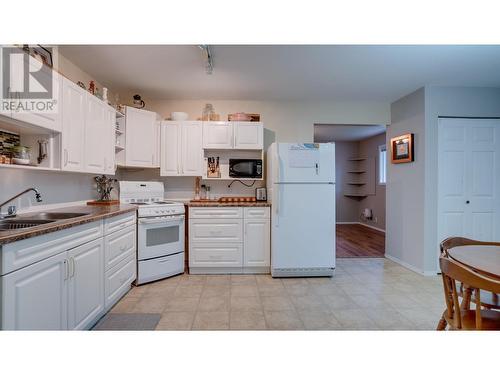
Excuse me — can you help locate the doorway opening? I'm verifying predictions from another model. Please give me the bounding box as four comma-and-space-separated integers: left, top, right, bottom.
314, 123, 387, 258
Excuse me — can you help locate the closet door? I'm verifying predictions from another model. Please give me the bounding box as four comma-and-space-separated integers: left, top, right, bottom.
438, 118, 500, 245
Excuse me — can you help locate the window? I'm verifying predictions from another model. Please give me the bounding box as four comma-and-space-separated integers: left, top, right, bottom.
378, 144, 387, 185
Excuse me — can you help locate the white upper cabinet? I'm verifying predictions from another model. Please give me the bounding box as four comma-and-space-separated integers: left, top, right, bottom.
161, 121, 203, 176
61, 77, 86, 172
8, 58, 62, 132
84, 95, 107, 173
234, 122, 263, 150
125, 106, 158, 167
203, 121, 233, 149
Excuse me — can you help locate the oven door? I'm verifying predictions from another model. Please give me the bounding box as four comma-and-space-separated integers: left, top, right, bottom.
137, 215, 185, 261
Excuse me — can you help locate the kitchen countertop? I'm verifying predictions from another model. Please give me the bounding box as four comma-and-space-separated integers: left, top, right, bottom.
187, 201, 271, 207
0, 204, 137, 245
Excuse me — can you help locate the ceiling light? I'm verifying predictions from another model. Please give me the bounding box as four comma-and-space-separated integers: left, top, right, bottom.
198, 45, 213, 74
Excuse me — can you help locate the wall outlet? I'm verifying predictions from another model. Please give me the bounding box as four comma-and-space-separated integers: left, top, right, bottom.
374, 217, 378, 223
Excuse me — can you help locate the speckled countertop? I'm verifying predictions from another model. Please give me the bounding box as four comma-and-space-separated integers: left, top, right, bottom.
187, 201, 271, 207
0, 204, 137, 245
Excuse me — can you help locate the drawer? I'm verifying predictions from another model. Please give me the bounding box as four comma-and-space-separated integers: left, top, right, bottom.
137, 252, 184, 285
104, 225, 136, 271
189, 219, 242, 242
1, 220, 103, 276
105, 254, 136, 310
189, 242, 243, 267
189, 207, 242, 219
244, 207, 270, 219
104, 212, 136, 235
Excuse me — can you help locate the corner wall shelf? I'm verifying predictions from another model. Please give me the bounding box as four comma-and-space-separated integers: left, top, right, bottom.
347, 182, 366, 185
347, 158, 366, 161
347, 170, 366, 173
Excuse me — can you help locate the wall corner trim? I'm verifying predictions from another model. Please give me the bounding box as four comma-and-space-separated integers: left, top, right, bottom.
384, 253, 438, 276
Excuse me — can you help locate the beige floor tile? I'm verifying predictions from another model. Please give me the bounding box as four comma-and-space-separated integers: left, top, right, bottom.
231, 284, 258, 297
349, 293, 386, 308
308, 284, 344, 296
174, 284, 204, 297
306, 277, 334, 285
178, 275, 207, 285
396, 307, 442, 330
230, 311, 267, 330
261, 296, 295, 311
264, 310, 304, 330
281, 278, 309, 287
364, 308, 416, 330
132, 296, 170, 314
298, 310, 342, 330
111, 297, 140, 313
205, 275, 231, 285
284, 284, 312, 296
202, 285, 231, 297
257, 283, 287, 297
331, 308, 379, 330
321, 294, 358, 310
125, 285, 147, 298
164, 296, 200, 312
156, 311, 195, 330
192, 311, 230, 330
290, 295, 328, 312
144, 284, 177, 297
381, 293, 419, 309
198, 295, 230, 312
231, 275, 257, 285
256, 274, 281, 286
230, 296, 262, 311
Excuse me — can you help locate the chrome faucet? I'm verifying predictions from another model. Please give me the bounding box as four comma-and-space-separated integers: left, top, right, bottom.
0, 188, 43, 219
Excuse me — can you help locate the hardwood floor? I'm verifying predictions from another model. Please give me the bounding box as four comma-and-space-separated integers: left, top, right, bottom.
336, 224, 385, 258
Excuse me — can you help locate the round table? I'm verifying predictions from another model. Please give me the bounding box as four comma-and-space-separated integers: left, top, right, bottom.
448, 245, 500, 280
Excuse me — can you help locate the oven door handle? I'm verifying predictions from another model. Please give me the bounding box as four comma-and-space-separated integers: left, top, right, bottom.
138, 216, 184, 225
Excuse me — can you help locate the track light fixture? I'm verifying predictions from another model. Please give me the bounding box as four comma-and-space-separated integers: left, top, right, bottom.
198, 45, 213, 74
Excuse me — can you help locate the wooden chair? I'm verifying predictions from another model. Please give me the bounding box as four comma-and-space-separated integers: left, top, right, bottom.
440, 237, 500, 310
438, 255, 500, 330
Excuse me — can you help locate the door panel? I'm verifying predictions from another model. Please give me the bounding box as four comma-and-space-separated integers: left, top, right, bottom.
244, 219, 270, 267
181, 122, 203, 175
67, 238, 104, 330
160, 122, 180, 176
2, 251, 67, 330
125, 107, 156, 167
438, 118, 500, 252
61, 78, 85, 171
202, 121, 233, 149
84, 95, 106, 173
234, 122, 263, 149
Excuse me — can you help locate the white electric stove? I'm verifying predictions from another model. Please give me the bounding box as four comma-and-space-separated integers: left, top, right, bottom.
119, 181, 185, 285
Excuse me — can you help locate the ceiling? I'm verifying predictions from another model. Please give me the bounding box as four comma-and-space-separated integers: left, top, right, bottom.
58, 45, 500, 101
314, 124, 386, 142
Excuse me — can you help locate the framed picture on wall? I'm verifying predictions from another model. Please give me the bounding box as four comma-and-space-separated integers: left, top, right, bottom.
390, 133, 414, 163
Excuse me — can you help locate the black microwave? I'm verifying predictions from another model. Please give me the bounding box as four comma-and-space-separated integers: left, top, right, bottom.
229, 159, 263, 179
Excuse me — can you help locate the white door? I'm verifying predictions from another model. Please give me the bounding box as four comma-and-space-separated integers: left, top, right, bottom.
160, 121, 181, 176
10, 60, 62, 132
203, 121, 233, 149
271, 183, 335, 270
181, 121, 203, 175
67, 238, 104, 330
234, 122, 263, 149
125, 106, 156, 167
2, 251, 68, 330
243, 219, 270, 267
61, 78, 86, 172
275, 143, 335, 183
84, 95, 106, 173
438, 118, 500, 247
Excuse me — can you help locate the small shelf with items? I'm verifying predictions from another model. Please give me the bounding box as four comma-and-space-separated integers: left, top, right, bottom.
344, 155, 371, 199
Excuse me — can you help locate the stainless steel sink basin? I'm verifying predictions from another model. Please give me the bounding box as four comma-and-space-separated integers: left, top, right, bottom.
0, 219, 55, 231
25, 212, 89, 220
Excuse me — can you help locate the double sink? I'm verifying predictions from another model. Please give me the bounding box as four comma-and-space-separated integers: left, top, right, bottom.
0, 212, 89, 231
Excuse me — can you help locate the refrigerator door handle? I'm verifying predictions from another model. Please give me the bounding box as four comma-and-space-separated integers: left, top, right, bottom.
274, 184, 280, 227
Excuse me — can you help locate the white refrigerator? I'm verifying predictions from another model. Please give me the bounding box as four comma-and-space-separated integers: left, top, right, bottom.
267, 143, 336, 277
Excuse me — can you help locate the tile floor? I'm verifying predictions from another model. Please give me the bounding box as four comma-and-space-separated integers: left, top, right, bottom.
109, 258, 445, 330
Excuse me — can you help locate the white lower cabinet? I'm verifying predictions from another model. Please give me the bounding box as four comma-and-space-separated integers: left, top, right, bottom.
189, 206, 270, 274
67, 238, 105, 330
0, 212, 137, 330
2, 251, 68, 330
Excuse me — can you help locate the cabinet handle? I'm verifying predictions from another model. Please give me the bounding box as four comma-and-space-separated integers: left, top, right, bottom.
120, 245, 127, 252
64, 149, 68, 166
70, 257, 75, 278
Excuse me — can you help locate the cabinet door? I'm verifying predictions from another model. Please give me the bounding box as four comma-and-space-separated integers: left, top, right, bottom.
181, 121, 203, 175
2, 251, 68, 330
10, 60, 62, 132
234, 122, 263, 149
243, 219, 270, 267
160, 121, 181, 176
61, 78, 86, 171
104, 107, 116, 175
202, 121, 233, 149
67, 238, 104, 330
125, 106, 156, 167
84, 95, 107, 173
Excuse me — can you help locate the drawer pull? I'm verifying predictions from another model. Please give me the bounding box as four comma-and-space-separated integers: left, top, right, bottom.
120, 245, 128, 252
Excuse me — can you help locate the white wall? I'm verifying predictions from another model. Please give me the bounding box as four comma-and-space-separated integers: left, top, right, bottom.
386, 88, 426, 272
